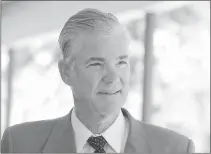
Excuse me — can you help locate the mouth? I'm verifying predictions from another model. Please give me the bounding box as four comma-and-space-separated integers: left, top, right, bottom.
98, 90, 122, 95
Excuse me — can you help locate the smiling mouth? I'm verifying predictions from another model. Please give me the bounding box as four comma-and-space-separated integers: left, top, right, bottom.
98, 90, 121, 95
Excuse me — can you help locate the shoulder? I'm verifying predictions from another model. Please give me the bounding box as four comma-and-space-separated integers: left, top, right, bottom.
123, 108, 190, 143
8, 117, 61, 137
137, 121, 193, 152
1, 116, 63, 153
140, 121, 188, 140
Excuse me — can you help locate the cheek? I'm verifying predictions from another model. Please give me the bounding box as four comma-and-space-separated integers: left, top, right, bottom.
79, 68, 103, 93
120, 67, 131, 85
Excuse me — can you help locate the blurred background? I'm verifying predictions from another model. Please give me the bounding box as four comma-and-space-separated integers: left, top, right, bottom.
1, 1, 210, 153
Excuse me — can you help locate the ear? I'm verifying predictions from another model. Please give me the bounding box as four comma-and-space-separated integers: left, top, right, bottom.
58, 60, 74, 86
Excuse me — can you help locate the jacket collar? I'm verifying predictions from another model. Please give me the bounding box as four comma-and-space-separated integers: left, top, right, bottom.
42, 108, 152, 153
122, 108, 153, 153
42, 110, 76, 153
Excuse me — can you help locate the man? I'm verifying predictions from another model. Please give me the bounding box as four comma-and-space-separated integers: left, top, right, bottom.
1, 8, 195, 153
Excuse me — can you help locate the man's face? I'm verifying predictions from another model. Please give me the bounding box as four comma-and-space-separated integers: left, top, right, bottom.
67, 29, 130, 117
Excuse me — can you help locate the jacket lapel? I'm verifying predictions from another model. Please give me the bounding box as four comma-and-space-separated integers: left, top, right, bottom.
122, 108, 153, 153
42, 109, 76, 153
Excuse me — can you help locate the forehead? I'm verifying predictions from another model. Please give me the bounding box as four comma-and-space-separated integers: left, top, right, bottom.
74, 28, 130, 61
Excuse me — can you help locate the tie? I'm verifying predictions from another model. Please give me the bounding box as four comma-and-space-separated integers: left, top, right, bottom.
87, 135, 107, 153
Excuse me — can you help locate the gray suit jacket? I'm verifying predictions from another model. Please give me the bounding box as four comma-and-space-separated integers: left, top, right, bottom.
1, 108, 195, 153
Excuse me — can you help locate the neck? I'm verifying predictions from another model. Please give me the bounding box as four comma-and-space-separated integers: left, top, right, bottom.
74, 101, 120, 134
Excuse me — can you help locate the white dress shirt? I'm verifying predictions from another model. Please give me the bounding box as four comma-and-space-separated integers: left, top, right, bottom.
71, 108, 129, 153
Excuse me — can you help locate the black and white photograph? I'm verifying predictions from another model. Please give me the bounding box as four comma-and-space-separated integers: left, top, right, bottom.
1, 1, 210, 153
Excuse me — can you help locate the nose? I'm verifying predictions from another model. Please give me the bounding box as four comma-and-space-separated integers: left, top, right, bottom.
103, 67, 119, 84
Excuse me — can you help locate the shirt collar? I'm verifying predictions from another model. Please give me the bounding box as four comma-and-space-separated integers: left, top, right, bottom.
101, 110, 125, 153
71, 108, 125, 153
71, 108, 93, 152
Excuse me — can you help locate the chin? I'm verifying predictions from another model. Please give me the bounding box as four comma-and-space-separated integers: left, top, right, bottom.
102, 101, 123, 112
99, 106, 121, 118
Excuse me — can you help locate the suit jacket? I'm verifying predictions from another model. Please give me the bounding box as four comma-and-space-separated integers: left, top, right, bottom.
1, 108, 195, 153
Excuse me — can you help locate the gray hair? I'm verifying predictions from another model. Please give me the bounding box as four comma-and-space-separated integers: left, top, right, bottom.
58, 8, 122, 61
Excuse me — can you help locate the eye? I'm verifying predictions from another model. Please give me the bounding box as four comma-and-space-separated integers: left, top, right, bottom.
88, 63, 102, 67
117, 61, 127, 65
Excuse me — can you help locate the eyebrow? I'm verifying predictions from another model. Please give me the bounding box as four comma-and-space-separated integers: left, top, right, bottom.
86, 55, 128, 64
86, 57, 105, 64
117, 55, 128, 60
